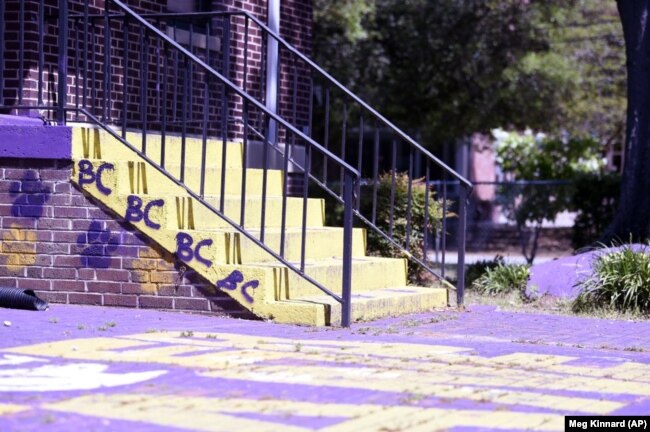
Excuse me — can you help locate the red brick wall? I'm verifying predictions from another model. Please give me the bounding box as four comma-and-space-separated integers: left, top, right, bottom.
0, 157, 253, 317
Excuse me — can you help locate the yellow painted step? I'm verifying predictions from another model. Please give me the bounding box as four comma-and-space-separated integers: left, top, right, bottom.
73, 158, 283, 204
123, 132, 245, 169
294, 286, 447, 325
159, 166, 285, 197
167, 227, 366, 264
71, 127, 245, 169
71, 159, 324, 230
109, 161, 284, 198
143, 225, 366, 273
251, 257, 410, 299
231, 227, 366, 263
159, 196, 324, 231
202, 195, 325, 229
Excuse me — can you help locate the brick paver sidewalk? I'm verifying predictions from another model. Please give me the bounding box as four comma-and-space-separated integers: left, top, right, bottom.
1, 304, 649, 431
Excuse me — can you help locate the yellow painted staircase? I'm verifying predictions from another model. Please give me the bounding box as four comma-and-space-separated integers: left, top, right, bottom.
70, 126, 447, 326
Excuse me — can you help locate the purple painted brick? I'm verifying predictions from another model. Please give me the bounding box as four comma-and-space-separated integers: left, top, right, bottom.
5, 168, 36, 180
54, 182, 71, 193
17, 205, 53, 218
54, 207, 88, 218
37, 219, 70, 230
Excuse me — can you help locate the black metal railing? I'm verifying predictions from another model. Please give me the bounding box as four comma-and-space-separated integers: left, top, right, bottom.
127, 7, 473, 302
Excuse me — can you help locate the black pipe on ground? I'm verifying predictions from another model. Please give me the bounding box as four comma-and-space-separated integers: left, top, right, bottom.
0, 288, 48, 311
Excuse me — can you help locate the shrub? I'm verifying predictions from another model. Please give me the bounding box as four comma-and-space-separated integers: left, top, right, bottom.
360, 172, 446, 284
572, 245, 650, 313
465, 255, 505, 288
472, 263, 530, 296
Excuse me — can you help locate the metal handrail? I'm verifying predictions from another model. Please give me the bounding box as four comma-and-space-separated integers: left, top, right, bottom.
124, 6, 471, 303
74, 108, 348, 306
67, 2, 472, 303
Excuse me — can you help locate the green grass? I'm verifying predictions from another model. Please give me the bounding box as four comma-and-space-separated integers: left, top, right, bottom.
472, 263, 530, 297
573, 244, 650, 314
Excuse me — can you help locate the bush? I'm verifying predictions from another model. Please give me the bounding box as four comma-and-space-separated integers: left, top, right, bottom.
572, 245, 650, 313
465, 255, 505, 288
472, 263, 530, 296
571, 173, 620, 250
360, 172, 446, 284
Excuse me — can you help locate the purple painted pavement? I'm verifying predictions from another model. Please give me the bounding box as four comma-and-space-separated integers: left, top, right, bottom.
1, 304, 650, 431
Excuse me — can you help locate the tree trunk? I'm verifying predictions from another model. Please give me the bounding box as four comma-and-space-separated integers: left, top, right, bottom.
603, 1, 650, 243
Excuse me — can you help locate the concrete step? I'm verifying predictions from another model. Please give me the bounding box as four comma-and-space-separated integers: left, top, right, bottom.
71, 159, 323, 229
249, 257, 411, 299
72, 127, 245, 169
265, 286, 447, 326
152, 165, 285, 197
149, 227, 367, 265
109, 160, 284, 197
69, 125, 449, 326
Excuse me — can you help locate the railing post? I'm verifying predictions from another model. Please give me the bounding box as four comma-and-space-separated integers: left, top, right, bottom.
57, 0, 68, 124
341, 170, 354, 327
456, 183, 467, 307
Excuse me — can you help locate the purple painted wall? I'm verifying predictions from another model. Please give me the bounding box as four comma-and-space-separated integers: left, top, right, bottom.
0, 125, 71, 160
